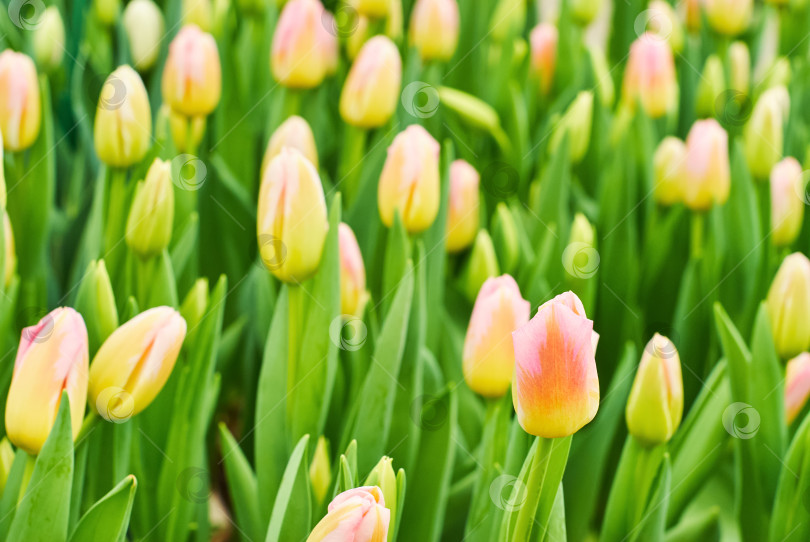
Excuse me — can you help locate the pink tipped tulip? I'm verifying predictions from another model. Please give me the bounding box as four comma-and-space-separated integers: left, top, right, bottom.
339, 223, 368, 317
271, 0, 328, 89
770, 157, 805, 247
786, 353, 810, 424
622, 34, 677, 119
463, 275, 530, 398
307, 486, 390, 541
318, 10, 339, 76
512, 291, 599, 438
409, 0, 460, 61
340, 35, 402, 128
162, 24, 222, 117
683, 119, 730, 211
446, 159, 480, 253
529, 23, 558, 95
0, 50, 41, 151
5, 308, 89, 454
378, 124, 440, 233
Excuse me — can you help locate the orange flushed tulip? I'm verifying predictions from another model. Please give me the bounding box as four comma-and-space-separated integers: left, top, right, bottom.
307, 486, 390, 541
512, 291, 599, 438
378, 124, 440, 233
338, 223, 368, 317
162, 24, 222, 117
5, 308, 89, 454
463, 275, 530, 398
0, 50, 41, 151
446, 159, 480, 253
786, 353, 810, 424
529, 23, 558, 95
622, 34, 677, 119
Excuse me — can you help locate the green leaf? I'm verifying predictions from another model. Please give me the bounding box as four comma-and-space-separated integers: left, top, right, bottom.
631, 455, 672, 542
666, 507, 721, 542
146, 251, 179, 308
264, 434, 311, 542
768, 411, 810, 542
68, 475, 137, 542
0, 449, 30, 539
170, 212, 200, 279
542, 483, 567, 542
8, 392, 74, 542
219, 423, 263, 542
381, 212, 411, 318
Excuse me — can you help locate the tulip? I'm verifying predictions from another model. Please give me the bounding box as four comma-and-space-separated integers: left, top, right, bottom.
463, 230, 500, 301
770, 157, 804, 247
94, 0, 121, 24
93, 65, 152, 167
0, 439, 13, 492
745, 86, 788, 180
682, 119, 730, 211
167, 106, 207, 152
356, 0, 388, 17
622, 34, 677, 119
786, 353, 810, 424
492, 203, 519, 273
74, 260, 118, 354
32, 7, 65, 72
653, 136, 686, 206
262, 115, 319, 178
565, 213, 598, 284
588, 45, 615, 107
378, 124, 440, 233
257, 147, 328, 283
512, 291, 599, 437
181, 0, 212, 31
271, 0, 328, 89
462, 275, 530, 397
364, 457, 398, 541
529, 23, 557, 95
445, 160, 480, 253
0, 51, 41, 151
626, 334, 683, 445
409, 0, 460, 61
683, 0, 700, 33
307, 486, 390, 541
125, 158, 174, 258
704, 0, 752, 36
318, 10, 339, 76
123, 0, 165, 71
759, 57, 791, 91
767, 253, 810, 359
5, 308, 89, 454
570, 0, 602, 26
309, 436, 331, 504
729, 41, 750, 94
489, 0, 525, 42
550, 90, 593, 162
3, 211, 15, 288
386, 0, 403, 41
340, 36, 402, 128
89, 307, 187, 422
339, 223, 369, 317
163, 24, 222, 117
645, 0, 683, 52
695, 55, 724, 118
180, 278, 209, 338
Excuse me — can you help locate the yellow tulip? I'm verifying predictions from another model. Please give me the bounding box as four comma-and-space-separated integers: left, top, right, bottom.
340, 35, 402, 128
162, 24, 222, 116
94, 65, 152, 167
0, 50, 41, 151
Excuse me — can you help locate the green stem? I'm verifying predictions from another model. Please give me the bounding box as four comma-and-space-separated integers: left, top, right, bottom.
690, 212, 704, 260
512, 436, 569, 541
17, 454, 36, 504
286, 284, 305, 415
104, 168, 129, 286
337, 124, 368, 207
76, 409, 99, 445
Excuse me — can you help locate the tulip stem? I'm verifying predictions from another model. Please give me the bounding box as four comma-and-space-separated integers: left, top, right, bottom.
76, 409, 99, 446
690, 213, 704, 259
338, 124, 368, 207
17, 454, 36, 504
287, 284, 305, 407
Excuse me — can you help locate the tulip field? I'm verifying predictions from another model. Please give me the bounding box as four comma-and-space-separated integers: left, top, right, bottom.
3, 0, 810, 540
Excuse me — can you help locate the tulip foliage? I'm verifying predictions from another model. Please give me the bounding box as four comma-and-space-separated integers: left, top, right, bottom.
3, 0, 810, 540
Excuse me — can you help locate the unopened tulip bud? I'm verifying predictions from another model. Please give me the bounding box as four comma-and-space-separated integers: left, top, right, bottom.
262, 116, 319, 179
588, 45, 615, 107
271, 0, 328, 88
513, 291, 599, 437
168, 107, 206, 152
364, 456, 398, 540
3, 212, 15, 288
759, 57, 791, 90
645, 1, 683, 52
770, 157, 804, 247
163, 25, 222, 117
683, 0, 700, 33
378, 124, 440, 233
626, 334, 683, 445
309, 436, 331, 504
126, 158, 174, 258
94, 65, 151, 167
696, 55, 725, 118
409, 0, 459, 61
490, 0, 525, 42
181, 0, 212, 31
683, 119, 730, 210
180, 278, 208, 337
729, 41, 750, 94
307, 486, 390, 541
0, 439, 13, 492
445, 160, 480, 253
571, 0, 602, 26
32, 7, 65, 72
356, 0, 388, 17
386, 0, 403, 41
89, 307, 187, 422
550, 91, 593, 162
0, 51, 41, 151
767, 253, 810, 359
123, 0, 165, 71
463, 230, 500, 302
338, 223, 369, 317
462, 275, 529, 397
745, 86, 788, 180
95, 0, 121, 24
622, 34, 677, 119
74, 260, 118, 354
786, 353, 810, 424
653, 136, 686, 206
340, 36, 402, 128
492, 203, 519, 274
529, 23, 557, 95
257, 147, 328, 282
6, 308, 89, 454
705, 0, 752, 36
